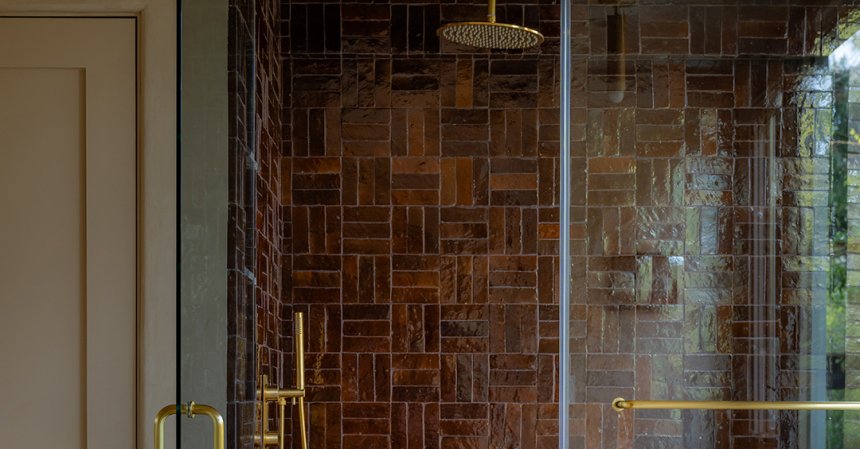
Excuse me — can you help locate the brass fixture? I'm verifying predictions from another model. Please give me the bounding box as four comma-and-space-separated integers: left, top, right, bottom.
256, 311, 308, 449
154, 402, 225, 449
612, 397, 860, 412
437, 0, 544, 50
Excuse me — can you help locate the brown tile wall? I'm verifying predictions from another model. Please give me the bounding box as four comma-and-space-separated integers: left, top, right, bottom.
227, 0, 259, 447
282, 2, 561, 449
268, 2, 860, 449
256, 0, 291, 443
228, 0, 286, 448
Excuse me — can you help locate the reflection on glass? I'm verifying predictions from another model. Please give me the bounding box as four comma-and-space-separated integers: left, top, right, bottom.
565, 3, 860, 448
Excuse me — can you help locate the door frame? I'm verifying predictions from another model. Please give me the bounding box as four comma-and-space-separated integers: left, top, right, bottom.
0, 2, 176, 449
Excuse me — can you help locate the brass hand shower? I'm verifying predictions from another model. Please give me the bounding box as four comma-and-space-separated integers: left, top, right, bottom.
255, 312, 308, 449
294, 313, 307, 449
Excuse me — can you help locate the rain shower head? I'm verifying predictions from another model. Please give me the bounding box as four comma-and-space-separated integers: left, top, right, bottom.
437, 0, 544, 50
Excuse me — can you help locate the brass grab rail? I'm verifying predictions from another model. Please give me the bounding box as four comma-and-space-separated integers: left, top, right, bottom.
154, 402, 225, 449
612, 397, 860, 412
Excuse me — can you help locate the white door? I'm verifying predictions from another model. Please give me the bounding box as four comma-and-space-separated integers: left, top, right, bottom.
0, 18, 137, 449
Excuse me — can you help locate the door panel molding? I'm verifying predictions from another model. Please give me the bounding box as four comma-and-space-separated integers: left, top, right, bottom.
0, 17, 137, 449
0, 2, 177, 448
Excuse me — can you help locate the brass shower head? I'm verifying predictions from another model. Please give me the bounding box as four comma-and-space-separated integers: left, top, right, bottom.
437, 0, 544, 50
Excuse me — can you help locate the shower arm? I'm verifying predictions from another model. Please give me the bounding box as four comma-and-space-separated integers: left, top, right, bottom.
255, 312, 308, 449
612, 397, 860, 412
487, 0, 496, 23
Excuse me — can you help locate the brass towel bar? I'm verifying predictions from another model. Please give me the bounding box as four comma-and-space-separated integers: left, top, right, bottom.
612, 397, 860, 412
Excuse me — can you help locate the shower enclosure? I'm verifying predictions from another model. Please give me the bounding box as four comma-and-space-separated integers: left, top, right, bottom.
560, 1, 860, 448
173, 1, 860, 449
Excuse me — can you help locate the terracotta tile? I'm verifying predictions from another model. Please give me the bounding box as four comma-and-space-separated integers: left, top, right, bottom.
235, 2, 857, 449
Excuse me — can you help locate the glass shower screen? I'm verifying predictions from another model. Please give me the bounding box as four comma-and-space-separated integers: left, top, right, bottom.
561, 1, 860, 448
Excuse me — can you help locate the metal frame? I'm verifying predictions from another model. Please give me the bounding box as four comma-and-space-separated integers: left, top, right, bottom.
558, 1, 571, 449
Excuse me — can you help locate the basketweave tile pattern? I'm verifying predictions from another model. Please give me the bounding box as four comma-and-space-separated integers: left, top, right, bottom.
229, 1, 860, 449
283, 2, 560, 449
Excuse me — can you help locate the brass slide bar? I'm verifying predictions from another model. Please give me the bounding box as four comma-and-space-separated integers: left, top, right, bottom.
612, 398, 860, 412
154, 402, 225, 449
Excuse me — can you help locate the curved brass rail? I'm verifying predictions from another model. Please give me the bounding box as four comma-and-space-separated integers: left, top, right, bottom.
153, 404, 178, 449
612, 397, 860, 412
154, 402, 225, 449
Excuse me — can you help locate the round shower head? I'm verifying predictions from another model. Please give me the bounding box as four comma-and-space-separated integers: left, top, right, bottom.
437, 21, 544, 50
